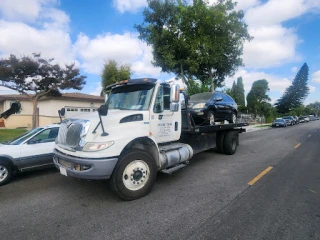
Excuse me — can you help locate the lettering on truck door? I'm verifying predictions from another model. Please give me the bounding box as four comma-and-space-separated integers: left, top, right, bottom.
150, 84, 181, 143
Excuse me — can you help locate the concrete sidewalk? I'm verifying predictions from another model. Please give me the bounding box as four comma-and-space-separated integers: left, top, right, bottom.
243, 124, 271, 132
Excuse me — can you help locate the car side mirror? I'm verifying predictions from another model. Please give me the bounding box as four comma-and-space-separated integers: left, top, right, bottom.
27, 139, 39, 144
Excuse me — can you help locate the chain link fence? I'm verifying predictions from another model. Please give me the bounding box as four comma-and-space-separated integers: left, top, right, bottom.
237, 113, 266, 124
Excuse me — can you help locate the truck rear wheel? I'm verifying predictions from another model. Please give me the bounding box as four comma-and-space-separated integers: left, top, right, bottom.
0, 161, 13, 186
216, 132, 225, 153
109, 149, 157, 201
223, 131, 238, 155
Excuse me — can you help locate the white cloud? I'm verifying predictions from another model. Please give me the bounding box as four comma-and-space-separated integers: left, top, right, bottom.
113, 0, 147, 13
308, 85, 316, 92
89, 82, 102, 96
234, 0, 261, 11
242, 0, 320, 69
74, 32, 162, 77
0, 0, 74, 66
312, 70, 320, 83
243, 25, 300, 68
0, 0, 57, 22
245, 0, 308, 26
0, 20, 74, 65
291, 67, 298, 73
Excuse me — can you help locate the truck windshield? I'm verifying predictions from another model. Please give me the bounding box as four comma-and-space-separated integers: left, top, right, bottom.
7, 127, 44, 145
107, 84, 155, 111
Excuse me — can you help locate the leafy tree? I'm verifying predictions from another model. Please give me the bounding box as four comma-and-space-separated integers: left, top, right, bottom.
135, 0, 252, 90
229, 81, 237, 99
246, 79, 271, 118
101, 59, 132, 95
0, 53, 86, 128
236, 77, 245, 108
186, 79, 211, 96
275, 63, 309, 113
306, 102, 320, 116
228, 77, 246, 111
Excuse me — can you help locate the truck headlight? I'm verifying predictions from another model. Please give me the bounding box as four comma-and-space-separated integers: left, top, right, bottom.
83, 141, 114, 152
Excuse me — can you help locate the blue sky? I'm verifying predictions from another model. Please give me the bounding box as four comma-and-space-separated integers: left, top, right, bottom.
0, 0, 319, 105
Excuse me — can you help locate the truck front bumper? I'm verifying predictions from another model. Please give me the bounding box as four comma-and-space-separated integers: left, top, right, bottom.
53, 149, 118, 180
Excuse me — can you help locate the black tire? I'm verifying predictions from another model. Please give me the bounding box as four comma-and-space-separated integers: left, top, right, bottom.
216, 132, 225, 153
109, 149, 157, 201
0, 160, 14, 186
230, 112, 237, 123
223, 131, 238, 155
207, 111, 215, 125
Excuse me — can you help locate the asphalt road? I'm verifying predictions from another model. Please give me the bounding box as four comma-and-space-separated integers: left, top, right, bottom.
0, 121, 319, 240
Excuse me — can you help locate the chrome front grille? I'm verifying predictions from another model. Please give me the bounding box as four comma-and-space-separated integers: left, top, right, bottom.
57, 119, 90, 148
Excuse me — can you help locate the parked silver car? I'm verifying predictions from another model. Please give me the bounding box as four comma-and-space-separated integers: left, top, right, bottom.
0, 124, 59, 186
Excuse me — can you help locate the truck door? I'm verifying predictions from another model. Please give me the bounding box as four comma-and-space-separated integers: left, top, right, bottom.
149, 84, 181, 143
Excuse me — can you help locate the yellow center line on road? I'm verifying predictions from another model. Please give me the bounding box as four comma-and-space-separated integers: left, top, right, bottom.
248, 166, 273, 186
294, 143, 301, 149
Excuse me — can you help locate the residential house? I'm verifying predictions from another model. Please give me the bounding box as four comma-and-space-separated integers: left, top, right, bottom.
0, 93, 104, 129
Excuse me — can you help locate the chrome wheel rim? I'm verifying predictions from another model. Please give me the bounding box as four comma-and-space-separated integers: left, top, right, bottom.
0, 165, 8, 183
209, 112, 215, 125
122, 160, 150, 191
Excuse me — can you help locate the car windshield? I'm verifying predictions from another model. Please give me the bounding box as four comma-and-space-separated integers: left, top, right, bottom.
190, 92, 214, 101
282, 116, 292, 119
6, 127, 44, 145
107, 84, 155, 111
274, 119, 284, 123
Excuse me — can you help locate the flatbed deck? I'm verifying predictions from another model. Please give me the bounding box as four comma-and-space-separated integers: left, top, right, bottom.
184, 122, 249, 134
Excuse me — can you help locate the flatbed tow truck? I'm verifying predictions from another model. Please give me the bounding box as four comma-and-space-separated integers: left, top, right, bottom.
53, 78, 248, 200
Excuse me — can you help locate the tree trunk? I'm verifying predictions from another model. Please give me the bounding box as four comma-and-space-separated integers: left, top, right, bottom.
209, 71, 214, 92
32, 99, 38, 129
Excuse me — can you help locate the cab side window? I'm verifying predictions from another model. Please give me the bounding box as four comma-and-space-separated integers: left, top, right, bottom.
153, 86, 171, 113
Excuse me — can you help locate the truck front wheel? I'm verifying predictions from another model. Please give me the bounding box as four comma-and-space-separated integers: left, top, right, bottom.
109, 149, 157, 200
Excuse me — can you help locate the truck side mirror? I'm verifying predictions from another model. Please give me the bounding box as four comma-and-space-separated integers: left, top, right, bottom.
60, 108, 65, 116
170, 102, 179, 112
98, 105, 108, 116
170, 84, 180, 103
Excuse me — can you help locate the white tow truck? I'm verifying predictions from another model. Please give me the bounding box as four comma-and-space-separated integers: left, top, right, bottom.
53, 78, 248, 200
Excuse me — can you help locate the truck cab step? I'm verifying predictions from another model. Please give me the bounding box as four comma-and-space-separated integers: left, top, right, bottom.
161, 163, 188, 174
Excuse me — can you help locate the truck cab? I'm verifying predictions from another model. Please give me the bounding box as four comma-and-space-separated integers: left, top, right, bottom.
53, 78, 246, 200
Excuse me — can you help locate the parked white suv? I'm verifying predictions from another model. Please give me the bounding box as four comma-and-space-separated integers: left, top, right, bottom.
0, 124, 59, 185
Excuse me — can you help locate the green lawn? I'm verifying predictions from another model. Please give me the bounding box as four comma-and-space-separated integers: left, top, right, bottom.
0, 129, 28, 143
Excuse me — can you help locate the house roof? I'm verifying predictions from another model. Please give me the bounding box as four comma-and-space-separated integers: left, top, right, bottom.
0, 92, 104, 103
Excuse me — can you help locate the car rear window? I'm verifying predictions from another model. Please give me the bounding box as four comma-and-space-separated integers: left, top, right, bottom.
190, 92, 213, 101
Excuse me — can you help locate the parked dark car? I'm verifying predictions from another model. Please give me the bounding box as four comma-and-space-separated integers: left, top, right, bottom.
282, 116, 295, 126
272, 119, 287, 127
189, 92, 238, 125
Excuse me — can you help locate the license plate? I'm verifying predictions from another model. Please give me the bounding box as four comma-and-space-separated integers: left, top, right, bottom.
276, 124, 279, 126
59, 167, 67, 176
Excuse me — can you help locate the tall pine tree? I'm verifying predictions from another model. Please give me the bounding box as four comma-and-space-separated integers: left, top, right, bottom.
275, 63, 309, 113
236, 77, 245, 109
